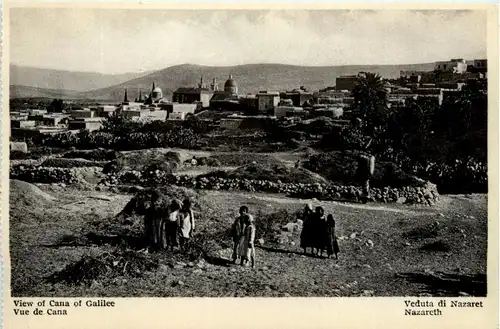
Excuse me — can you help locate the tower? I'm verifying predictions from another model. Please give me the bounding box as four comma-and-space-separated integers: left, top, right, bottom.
211, 77, 219, 91
198, 76, 206, 89
123, 88, 128, 103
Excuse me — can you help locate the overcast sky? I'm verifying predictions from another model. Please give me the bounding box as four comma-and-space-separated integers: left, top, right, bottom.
10, 9, 487, 75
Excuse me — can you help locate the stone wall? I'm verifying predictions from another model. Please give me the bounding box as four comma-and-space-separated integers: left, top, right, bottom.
10, 165, 102, 186
9, 165, 439, 205
100, 170, 439, 205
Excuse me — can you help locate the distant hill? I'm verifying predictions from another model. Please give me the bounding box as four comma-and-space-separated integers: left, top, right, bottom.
9, 85, 83, 99
10, 63, 435, 101
10, 65, 154, 93
79, 63, 435, 101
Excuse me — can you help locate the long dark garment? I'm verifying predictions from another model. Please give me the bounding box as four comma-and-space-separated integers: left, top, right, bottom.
165, 220, 178, 248
314, 214, 328, 253
325, 216, 340, 257
300, 207, 314, 251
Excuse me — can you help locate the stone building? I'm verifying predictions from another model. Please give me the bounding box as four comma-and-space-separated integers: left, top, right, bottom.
256, 91, 280, 112
434, 59, 468, 74
335, 75, 359, 91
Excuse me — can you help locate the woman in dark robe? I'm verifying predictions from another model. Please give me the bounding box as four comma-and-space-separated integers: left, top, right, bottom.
300, 204, 314, 254
313, 206, 327, 257
325, 214, 340, 259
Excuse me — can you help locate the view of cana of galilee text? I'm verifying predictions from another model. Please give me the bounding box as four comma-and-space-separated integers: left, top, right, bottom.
8, 9, 488, 298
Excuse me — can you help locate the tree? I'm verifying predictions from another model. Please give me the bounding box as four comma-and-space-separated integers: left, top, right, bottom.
351, 72, 389, 138
47, 99, 66, 113
432, 80, 487, 162
101, 115, 142, 136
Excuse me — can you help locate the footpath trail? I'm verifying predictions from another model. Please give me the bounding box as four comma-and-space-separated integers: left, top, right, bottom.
204, 189, 441, 216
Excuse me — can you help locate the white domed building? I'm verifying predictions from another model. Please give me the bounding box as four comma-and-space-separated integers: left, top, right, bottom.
145, 82, 168, 105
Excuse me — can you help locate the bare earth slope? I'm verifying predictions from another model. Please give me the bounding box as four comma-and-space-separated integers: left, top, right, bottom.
10, 182, 486, 297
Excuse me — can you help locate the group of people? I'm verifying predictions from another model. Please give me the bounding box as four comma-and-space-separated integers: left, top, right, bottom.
300, 204, 340, 259
143, 197, 339, 265
145, 197, 196, 252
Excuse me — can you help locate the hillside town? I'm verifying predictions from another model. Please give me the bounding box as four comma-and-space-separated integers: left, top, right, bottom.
9, 58, 487, 138
7, 4, 492, 306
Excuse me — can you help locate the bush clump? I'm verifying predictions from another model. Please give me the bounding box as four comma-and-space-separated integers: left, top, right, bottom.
46, 251, 159, 285
304, 151, 421, 188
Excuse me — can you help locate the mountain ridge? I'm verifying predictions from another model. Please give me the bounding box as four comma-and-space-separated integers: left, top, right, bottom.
11, 62, 436, 101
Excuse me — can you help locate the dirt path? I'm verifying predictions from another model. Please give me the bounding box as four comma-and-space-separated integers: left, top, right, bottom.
203, 189, 437, 216
10, 184, 487, 297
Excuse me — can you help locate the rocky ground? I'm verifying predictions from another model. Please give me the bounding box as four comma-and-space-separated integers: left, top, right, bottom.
10, 182, 487, 297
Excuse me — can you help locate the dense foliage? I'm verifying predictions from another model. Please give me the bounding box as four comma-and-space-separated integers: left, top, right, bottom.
319, 74, 487, 193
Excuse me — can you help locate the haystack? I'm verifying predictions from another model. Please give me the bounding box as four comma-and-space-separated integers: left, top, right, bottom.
46, 250, 159, 285
117, 185, 202, 218
115, 186, 205, 247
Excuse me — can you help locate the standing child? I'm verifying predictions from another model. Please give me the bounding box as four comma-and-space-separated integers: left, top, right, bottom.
231, 206, 251, 264
178, 198, 195, 252
238, 215, 256, 268
165, 199, 181, 251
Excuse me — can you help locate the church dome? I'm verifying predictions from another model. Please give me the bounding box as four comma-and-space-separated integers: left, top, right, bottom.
224, 75, 238, 94
153, 87, 162, 93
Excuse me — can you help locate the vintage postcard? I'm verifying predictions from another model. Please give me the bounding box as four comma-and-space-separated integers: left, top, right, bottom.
1, 2, 498, 328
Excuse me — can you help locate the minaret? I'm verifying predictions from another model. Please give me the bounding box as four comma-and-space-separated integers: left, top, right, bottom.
138, 90, 142, 102
211, 77, 218, 91
124, 88, 128, 103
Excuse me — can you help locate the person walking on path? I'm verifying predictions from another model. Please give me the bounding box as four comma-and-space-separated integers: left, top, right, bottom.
231, 206, 252, 263
300, 203, 315, 255
325, 214, 340, 259
238, 214, 256, 268
178, 198, 195, 252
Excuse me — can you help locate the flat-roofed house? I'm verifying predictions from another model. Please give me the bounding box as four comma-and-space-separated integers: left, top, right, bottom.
434, 59, 468, 74
256, 91, 280, 112
335, 75, 358, 91
172, 88, 213, 108
68, 118, 103, 131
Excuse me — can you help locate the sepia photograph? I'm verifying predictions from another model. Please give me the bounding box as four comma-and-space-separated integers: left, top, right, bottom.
7, 6, 491, 299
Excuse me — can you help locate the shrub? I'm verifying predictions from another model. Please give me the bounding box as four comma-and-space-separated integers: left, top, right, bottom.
10, 151, 30, 160
144, 161, 175, 175
103, 157, 126, 174
195, 157, 222, 167
304, 151, 421, 188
